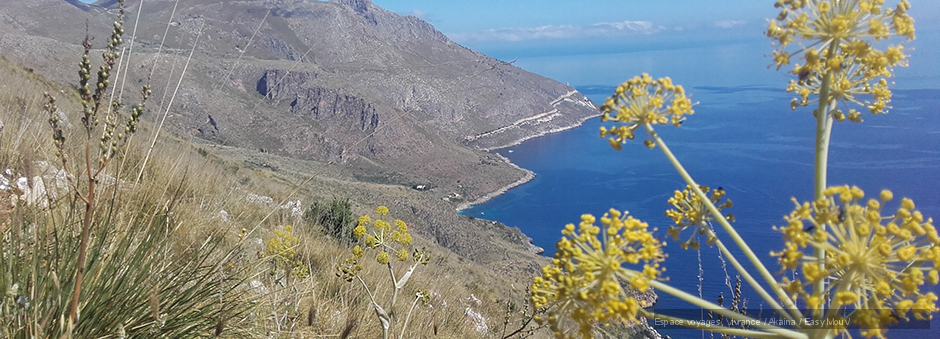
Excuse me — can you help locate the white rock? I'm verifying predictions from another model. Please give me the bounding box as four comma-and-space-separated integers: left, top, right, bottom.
0, 173, 10, 191
464, 306, 488, 333
279, 199, 303, 218
246, 193, 274, 205
16, 176, 47, 208
467, 293, 481, 305
249, 280, 268, 294
33, 161, 70, 198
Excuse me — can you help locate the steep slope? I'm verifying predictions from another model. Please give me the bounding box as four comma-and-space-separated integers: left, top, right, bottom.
0, 54, 557, 338
0, 0, 601, 256
0, 2, 665, 337
0, 0, 598, 202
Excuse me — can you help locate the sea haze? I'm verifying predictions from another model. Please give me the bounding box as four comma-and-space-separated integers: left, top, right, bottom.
460, 35, 940, 337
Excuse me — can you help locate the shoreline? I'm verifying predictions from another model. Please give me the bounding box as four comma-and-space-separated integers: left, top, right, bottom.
480, 112, 602, 152
456, 113, 601, 211
456, 152, 535, 211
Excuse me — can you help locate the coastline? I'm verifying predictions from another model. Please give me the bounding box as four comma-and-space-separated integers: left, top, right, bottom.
479, 112, 602, 152
456, 112, 601, 211
456, 152, 535, 211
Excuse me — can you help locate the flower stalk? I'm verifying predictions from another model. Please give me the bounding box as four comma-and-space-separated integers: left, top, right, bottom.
41, 0, 151, 325
702, 225, 801, 323
644, 122, 801, 314
645, 278, 805, 339
338, 206, 429, 339
812, 41, 839, 299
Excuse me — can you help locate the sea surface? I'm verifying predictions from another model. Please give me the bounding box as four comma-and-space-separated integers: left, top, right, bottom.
462, 35, 940, 337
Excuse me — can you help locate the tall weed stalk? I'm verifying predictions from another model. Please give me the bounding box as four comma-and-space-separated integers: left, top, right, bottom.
0, 0, 252, 337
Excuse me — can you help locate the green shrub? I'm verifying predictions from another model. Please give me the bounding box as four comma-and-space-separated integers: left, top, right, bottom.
304, 197, 355, 244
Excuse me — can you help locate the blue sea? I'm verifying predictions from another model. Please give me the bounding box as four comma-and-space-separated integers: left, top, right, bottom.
462, 32, 940, 337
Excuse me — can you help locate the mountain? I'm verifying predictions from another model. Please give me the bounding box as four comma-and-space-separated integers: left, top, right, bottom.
0, 1, 665, 337
0, 0, 597, 276
0, 0, 598, 202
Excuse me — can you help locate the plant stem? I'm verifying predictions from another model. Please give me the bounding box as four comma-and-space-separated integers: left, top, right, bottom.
68, 142, 98, 323
387, 262, 398, 317
135, 19, 203, 185
355, 276, 377, 306
357, 276, 390, 339
644, 123, 802, 316
398, 295, 420, 339
645, 278, 805, 339
705, 227, 801, 322
639, 309, 801, 339
812, 40, 840, 299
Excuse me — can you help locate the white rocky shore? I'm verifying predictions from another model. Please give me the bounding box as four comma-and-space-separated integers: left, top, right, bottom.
457, 108, 601, 210
455, 152, 533, 211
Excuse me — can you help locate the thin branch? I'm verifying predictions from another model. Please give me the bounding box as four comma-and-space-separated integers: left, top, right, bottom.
639, 309, 801, 339
355, 276, 377, 306
644, 122, 805, 321
398, 295, 420, 339
705, 227, 797, 323
147, 0, 179, 81
646, 278, 804, 339
135, 19, 204, 184
117, 0, 143, 100
216, 9, 270, 91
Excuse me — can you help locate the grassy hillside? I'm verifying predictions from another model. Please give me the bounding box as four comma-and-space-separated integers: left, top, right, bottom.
0, 1, 660, 337
0, 53, 552, 337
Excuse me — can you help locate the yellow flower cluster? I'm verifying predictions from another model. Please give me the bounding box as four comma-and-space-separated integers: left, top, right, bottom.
599, 74, 695, 150
265, 225, 309, 279
772, 186, 939, 338
665, 185, 735, 250
336, 256, 363, 282
530, 209, 664, 339
351, 206, 414, 265
338, 206, 425, 283
768, 0, 915, 117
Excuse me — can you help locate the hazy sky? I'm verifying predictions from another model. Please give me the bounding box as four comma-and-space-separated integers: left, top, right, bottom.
373, 0, 940, 43
372, 0, 940, 88
373, 0, 768, 41
77, 1, 939, 48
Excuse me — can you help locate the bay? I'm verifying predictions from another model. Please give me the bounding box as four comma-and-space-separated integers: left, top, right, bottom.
461, 85, 940, 336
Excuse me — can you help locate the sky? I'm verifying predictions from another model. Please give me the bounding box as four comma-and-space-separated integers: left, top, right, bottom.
373, 0, 770, 39
373, 0, 940, 43
372, 0, 775, 57
77, 0, 940, 43
372, 0, 940, 88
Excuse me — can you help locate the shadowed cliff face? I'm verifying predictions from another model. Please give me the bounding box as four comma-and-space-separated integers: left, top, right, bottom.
258, 70, 379, 133
0, 0, 598, 202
